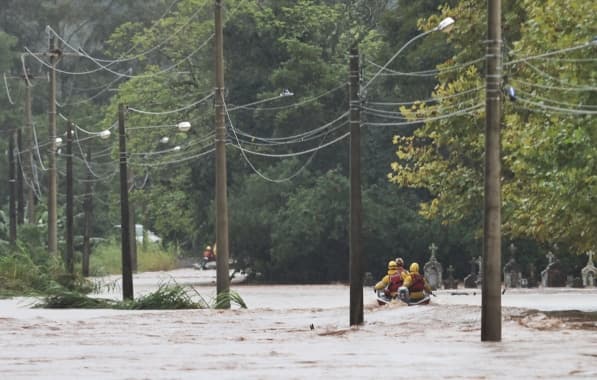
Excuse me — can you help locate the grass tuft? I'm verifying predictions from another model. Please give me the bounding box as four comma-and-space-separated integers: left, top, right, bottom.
124, 283, 206, 310
34, 282, 247, 310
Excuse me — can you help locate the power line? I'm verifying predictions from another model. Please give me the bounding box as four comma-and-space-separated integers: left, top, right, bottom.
3, 72, 15, 105
364, 103, 484, 127
232, 111, 349, 143
228, 83, 347, 111
127, 91, 213, 115
514, 95, 597, 115
234, 121, 348, 147
44, 1, 199, 66
367, 86, 485, 106
517, 60, 596, 89
76, 33, 214, 79
57, 75, 125, 106
510, 77, 597, 92
505, 41, 594, 66
514, 89, 597, 110
364, 57, 485, 78
225, 102, 349, 183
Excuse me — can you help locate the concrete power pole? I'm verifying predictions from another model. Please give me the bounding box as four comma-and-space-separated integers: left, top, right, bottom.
214, 0, 230, 308
47, 35, 58, 255
118, 103, 134, 300
349, 46, 363, 326
482, 0, 502, 342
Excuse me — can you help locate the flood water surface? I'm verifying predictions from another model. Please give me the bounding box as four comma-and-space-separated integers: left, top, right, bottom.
1, 270, 596, 379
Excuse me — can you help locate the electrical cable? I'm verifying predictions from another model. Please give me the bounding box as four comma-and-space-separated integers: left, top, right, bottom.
510, 77, 597, 92
44, 0, 200, 66
364, 97, 480, 120
232, 111, 349, 144
366, 86, 485, 107
363, 29, 435, 90
364, 103, 484, 127
75, 33, 214, 78
228, 83, 347, 111
30, 121, 49, 171
127, 91, 213, 115
505, 42, 594, 66
224, 94, 349, 183
233, 121, 348, 147
24, 32, 213, 78
513, 95, 597, 115
514, 89, 597, 110
517, 60, 597, 89
3, 72, 15, 104
57, 75, 125, 106
364, 57, 485, 78
129, 147, 215, 167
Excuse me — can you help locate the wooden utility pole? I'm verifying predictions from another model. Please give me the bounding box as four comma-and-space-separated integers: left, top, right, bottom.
349, 46, 363, 326
82, 146, 93, 277
48, 35, 58, 255
118, 103, 134, 300
8, 131, 17, 245
482, 0, 502, 341
65, 121, 74, 275
214, 0, 230, 308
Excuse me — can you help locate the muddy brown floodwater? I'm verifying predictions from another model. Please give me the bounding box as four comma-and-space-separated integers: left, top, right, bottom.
1, 269, 596, 379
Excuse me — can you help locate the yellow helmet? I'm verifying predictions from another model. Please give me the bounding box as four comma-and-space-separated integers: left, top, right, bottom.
388, 260, 398, 270
206, 245, 212, 250
409, 262, 420, 273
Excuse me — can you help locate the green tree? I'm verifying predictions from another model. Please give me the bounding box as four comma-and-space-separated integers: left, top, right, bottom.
389, 0, 595, 253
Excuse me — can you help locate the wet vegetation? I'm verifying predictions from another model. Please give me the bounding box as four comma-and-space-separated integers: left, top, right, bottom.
0, 227, 91, 298
35, 284, 247, 310
1, 226, 246, 309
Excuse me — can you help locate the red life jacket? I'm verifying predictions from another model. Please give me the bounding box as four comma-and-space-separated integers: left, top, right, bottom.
385, 271, 404, 295
409, 273, 425, 292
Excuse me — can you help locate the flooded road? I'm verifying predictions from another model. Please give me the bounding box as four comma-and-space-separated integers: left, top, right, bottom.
1, 269, 596, 379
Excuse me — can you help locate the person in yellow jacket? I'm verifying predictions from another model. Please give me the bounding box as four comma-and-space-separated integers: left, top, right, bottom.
401, 262, 432, 302
374, 260, 409, 298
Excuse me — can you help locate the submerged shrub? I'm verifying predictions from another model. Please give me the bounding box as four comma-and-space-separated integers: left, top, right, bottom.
35, 282, 247, 310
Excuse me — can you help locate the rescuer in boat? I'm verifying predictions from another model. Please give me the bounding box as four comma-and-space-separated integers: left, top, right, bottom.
374, 260, 409, 299
400, 262, 432, 303
202, 245, 216, 262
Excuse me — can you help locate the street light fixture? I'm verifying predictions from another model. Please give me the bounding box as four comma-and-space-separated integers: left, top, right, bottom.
363, 17, 456, 90
435, 17, 455, 32
177, 121, 191, 132
99, 129, 111, 139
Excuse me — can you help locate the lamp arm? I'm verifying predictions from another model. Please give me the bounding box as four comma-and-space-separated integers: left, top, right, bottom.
362, 29, 434, 90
